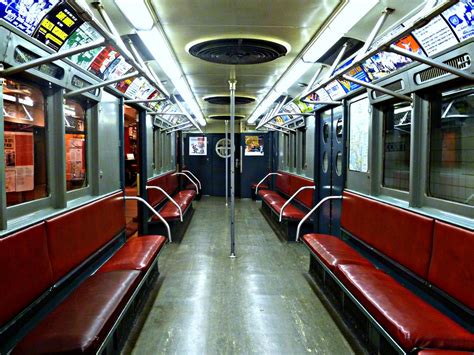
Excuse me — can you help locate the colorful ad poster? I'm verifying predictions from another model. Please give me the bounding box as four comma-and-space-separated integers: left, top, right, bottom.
4, 131, 34, 192
245, 135, 264, 156
102, 55, 133, 81
61, 22, 104, 69
87, 45, 120, 79
412, 15, 459, 56
362, 51, 412, 81
442, 0, 474, 42
275, 101, 300, 124
324, 80, 346, 100
0, 0, 59, 36
189, 136, 207, 156
336, 58, 371, 94
33, 2, 83, 51
65, 134, 85, 181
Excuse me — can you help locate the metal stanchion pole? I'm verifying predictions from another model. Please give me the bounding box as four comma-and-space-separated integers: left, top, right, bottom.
229, 80, 237, 258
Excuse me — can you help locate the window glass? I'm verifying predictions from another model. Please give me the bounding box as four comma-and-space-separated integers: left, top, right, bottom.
64, 99, 87, 191
292, 132, 297, 170
349, 97, 370, 173
4, 79, 48, 207
429, 86, 474, 205
383, 102, 411, 191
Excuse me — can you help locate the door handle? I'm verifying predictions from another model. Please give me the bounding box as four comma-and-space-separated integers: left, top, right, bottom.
240, 146, 243, 173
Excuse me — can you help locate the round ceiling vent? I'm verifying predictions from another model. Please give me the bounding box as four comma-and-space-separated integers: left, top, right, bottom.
208, 114, 245, 121
188, 38, 288, 65
204, 95, 255, 105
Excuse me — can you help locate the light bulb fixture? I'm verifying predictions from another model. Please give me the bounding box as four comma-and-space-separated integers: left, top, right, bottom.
114, 0, 154, 31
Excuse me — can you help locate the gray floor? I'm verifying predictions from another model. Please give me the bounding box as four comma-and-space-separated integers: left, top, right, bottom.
129, 197, 354, 355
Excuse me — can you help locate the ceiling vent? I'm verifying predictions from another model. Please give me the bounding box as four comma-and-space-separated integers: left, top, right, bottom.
208, 115, 245, 120
204, 95, 255, 105
188, 38, 288, 65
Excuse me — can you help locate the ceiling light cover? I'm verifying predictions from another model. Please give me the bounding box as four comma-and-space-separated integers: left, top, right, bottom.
114, 0, 154, 31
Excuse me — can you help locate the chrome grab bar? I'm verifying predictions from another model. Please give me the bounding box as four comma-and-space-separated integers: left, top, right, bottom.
182, 170, 201, 190
124, 196, 172, 243
172, 172, 198, 192
146, 186, 183, 222
255, 172, 282, 195
279, 186, 316, 222
295, 195, 343, 242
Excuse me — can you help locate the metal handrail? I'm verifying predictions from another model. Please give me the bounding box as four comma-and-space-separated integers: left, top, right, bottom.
255, 172, 282, 195
124, 196, 172, 243
295, 195, 343, 242
146, 186, 183, 222
182, 170, 202, 190
279, 186, 316, 222
172, 172, 198, 192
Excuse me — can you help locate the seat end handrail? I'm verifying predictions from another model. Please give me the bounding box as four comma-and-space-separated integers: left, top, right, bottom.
295, 195, 343, 242
146, 186, 183, 222
182, 170, 202, 190
124, 196, 172, 243
172, 172, 199, 192
279, 185, 316, 222
255, 172, 282, 195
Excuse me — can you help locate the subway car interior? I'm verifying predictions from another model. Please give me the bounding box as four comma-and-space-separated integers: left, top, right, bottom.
0, 0, 473, 354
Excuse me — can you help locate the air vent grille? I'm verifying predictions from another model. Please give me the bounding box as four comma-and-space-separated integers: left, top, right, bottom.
415, 54, 471, 84
188, 38, 287, 65
204, 96, 255, 105
373, 80, 404, 98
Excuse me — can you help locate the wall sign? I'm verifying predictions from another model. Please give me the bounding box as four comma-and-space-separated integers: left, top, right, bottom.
189, 136, 207, 156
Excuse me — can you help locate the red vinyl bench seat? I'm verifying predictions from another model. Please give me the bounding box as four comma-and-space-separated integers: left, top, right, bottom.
98, 235, 167, 273
302, 190, 474, 353
14, 271, 140, 355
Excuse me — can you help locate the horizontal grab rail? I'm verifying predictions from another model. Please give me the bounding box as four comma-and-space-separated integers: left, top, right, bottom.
182, 170, 202, 190
295, 196, 343, 242
146, 186, 183, 222
124, 196, 172, 243
172, 172, 198, 192
279, 186, 316, 222
255, 172, 282, 195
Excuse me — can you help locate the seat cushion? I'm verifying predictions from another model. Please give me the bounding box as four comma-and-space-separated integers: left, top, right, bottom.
272, 202, 305, 220
154, 190, 196, 221
302, 234, 372, 272
14, 270, 140, 355
251, 183, 269, 190
98, 235, 167, 273
418, 350, 474, 355
257, 189, 278, 199
337, 264, 474, 351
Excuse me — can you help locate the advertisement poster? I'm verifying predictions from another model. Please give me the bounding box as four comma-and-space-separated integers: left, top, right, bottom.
125, 77, 155, 99
412, 16, 459, 56
87, 45, 120, 79
394, 35, 425, 55
245, 135, 264, 156
442, 0, 474, 42
336, 58, 371, 94
65, 135, 85, 181
102, 55, 133, 81
325, 80, 346, 99
349, 98, 370, 173
189, 137, 207, 156
275, 101, 300, 124
362, 51, 412, 81
4, 131, 34, 192
0, 0, 60, 36
33, 2, 83, 51
61, 22, 104, 69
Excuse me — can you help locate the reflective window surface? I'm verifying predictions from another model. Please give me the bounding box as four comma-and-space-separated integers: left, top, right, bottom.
383, 102, 411, 191
430, 86, 474, 206
64, 99, 87, 191
4, 79, 48, 207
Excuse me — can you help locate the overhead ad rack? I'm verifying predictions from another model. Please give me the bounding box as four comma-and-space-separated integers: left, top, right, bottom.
0, 0, 200, 132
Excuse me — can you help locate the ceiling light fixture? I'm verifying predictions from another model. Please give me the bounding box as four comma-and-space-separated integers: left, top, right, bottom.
247, 0, 379, 124
115, 0, 206, 126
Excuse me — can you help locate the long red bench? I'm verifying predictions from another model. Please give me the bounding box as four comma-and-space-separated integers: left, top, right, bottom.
302, 191, 474, 353
256, 171, 315, 241
0, 191, 167, 354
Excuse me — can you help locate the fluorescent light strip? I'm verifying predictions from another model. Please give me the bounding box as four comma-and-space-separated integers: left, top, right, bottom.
248, 0, 379, 124
114, 0, 154, 31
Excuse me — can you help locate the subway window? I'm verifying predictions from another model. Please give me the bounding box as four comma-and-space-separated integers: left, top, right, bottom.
382, 102, 411, 191
349, 97, 370, 173
64, 99, 87, 191
3, 79, 48, 207
429, 86, 474, 206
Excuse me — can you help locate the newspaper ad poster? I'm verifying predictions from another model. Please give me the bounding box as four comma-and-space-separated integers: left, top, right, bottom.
245, 135, 264, 156
4, 131, 34, 192
189, 136, 207, 156
60, 22, 104, 69
66, 135, 85, 182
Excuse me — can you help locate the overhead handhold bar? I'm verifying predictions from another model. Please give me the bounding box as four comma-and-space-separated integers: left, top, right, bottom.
341, 75, 413, 102
64, 71, 139, 98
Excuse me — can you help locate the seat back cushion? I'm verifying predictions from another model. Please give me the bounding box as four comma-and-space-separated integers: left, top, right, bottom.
46, 191, 125, 281
290, 174, 314, 209
341, 191, 434, 278
147, 174, 167, 207
275, 172, 291, 196
166, 172, 179, 195
428, 221, 474, 310
0, 223, 53, 326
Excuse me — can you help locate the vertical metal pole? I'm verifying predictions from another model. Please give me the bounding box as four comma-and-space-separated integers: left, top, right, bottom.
225, 119, 229, 207
0, 71, 6, 230
138, 109, 149, 235
119, 97, 125, 190
229, 80, 237, 258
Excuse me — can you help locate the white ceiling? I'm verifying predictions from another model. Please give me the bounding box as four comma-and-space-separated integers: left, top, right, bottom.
91, 0, 428, 125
